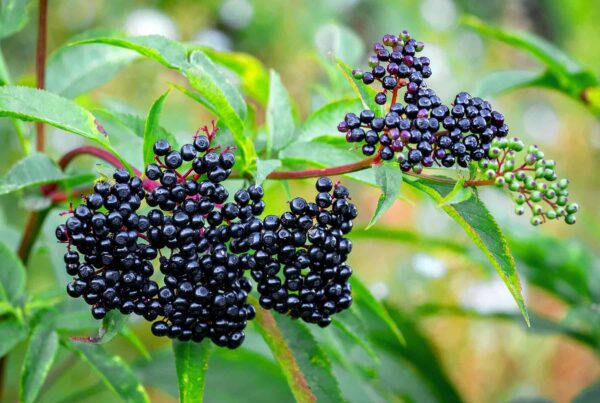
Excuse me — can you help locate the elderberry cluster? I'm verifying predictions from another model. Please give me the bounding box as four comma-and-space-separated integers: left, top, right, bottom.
55, 169, 158, 320
340, 31, 511, 173
56, 123, 359, 348
251, 178, 356, 327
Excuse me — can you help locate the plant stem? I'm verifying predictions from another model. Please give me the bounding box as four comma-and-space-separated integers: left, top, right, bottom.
58, 146, 142, 176
35, 0, 48, 152
265, 157, 376, 180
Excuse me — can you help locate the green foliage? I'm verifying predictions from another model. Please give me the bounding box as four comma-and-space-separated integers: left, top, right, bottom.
0, 0, 31, 39
173, 340, 212, 403
20, 324, 59, 403
142, 90, 170, 168
0, 239, 26, 306
368, 164, 403, 228
266, 70, 295, 156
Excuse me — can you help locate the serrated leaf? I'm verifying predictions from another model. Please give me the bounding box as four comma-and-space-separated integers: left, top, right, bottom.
350, 277, 405, 346
71, 35, 189, 70
95, 108, 177, 144
47, 30, 137, 98
186, 50, 255, 167
142, 90, 170, 168
0, 315, 27, 357
70, 310, 128, 344
255, 158, 281, 185
367, 164, 402, 228
173, 340, 212, 403
20, 325, 59, 403
408, 177, 529, 325
0, 86, 129, 168
299, 98, 362, 143
200, 47, 270, 105
63, 340, 150, 403
252, 303, 318, 403
336, 59, 384, 116
0, 239, 26, 305
0, 153, 63, 195
266, 70, 295, 155
437, 179, 473, 206
0, 0, 31, 39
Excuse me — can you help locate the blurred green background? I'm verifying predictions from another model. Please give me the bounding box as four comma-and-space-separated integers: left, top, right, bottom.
1, 0, 600, 402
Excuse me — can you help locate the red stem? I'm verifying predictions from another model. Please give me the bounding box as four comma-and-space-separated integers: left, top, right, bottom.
265, 157, 376, 179
35, 0, 48, 152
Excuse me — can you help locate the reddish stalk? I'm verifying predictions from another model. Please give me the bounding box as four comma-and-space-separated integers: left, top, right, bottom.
34, 0, 48, 152
265, 157, 376, 179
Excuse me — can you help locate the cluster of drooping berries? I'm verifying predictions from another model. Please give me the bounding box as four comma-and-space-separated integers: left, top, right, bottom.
341, 31, 512, 173
479, 137, 578, 225
56, 123, 358, 347
351, 30, 431, 106
251, 178, 356, 327
55, 169, 158, 320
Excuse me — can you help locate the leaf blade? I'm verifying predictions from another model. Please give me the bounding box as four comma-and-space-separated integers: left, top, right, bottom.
266, 70, 295, 155
173, 340, 212, 403
63, 340, 150, 403
142, 90, 170, 168
0, 239, 26, 305
408, 178, 529, 325
0, 153, 63, 195
336, 59, 384, 116
367, 164, 402, 228
20, 325, 59, 403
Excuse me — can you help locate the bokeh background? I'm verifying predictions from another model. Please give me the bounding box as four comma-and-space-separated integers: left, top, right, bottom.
1, 0, 599, 402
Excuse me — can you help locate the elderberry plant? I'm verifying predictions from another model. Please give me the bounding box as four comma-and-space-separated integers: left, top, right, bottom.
0, 7, 591, 401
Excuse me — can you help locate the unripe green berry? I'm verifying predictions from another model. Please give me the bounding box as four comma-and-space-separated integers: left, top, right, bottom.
535, 160, 546, 169
535, 150, 545, 160
514, 206, 525, 216
514, 193, 526, 205
488, 161, 499, 171
546, 210, 557, 219
558, 178, 569, 189
536, 183, 548, 192
556, 196, 568, 206
412, 163, 423, 174
530, 191, 542, 202
515, 171, 527, 182
489, 147, 501, 159
352, 69, 364, 79
543, 169, 555, 181
525, 154, 537, 166
533, 204, 543, 215
545, 160, 555, 169
528, 145, 539, 153
565, 214, 576, 225
555, 207, 566, 217
535, 167, 545, 178
486, 169, 496, 179
545, 189, 556, 199
479, 159, 490, 170
503, 160, 515, 172
495, 177, 506, 187
566, 203, 579, 214
530, 216, 542, 226
509, 181, 520, 192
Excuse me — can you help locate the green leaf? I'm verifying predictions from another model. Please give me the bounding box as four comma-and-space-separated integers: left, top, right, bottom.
95, 108, 177, 145
314, 23, 365, 67
266, 70, 295, 155
200, 47, 270, 105
336, 59, 384, 116
71, 35, 189, 70
0, 0, 31, 39
0, 315, 27, 357
299, 98, 362, 143
47, 31, 137, 98
574, 381, 600, 403
0, 239, 26, 305
474, 69, 543, 98
273, 316, 344, 403
350, 277, 405, 346
0, 153, 63, 195
252, 303, 317, 402
408, 177, 529, 325
20, 325, 59, 403
186, 51, 255, 167
63, 340, 150, 403
70, 311, 128, 344
142, 90, 170, 168
367, 164, 402, 228
173, 340, 212, 403
437, 178, 474, 206
255, 158, 281, 185
0, 86, 129, 168
462, 15, 585, 76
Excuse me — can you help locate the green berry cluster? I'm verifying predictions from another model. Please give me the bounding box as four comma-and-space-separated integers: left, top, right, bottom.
477, 137, 578, 225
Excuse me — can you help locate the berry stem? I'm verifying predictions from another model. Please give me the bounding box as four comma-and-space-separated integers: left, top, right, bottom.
58, 146, 142, 176
264, 157, 376, 179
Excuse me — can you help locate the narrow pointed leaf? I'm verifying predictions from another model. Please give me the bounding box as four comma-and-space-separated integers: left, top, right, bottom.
142, 90, 170, 168
408, 177, 529, 325
70, 310, 128, 344
367, 164, 402, 228
20, 325, 59, 403
0, 315, 27, 357
0, 153, 63, 195
437, 178, 474, 206
173, 340, 212, 403
63, 340, 150, 403
336, 59, 384, 116
255, 158, 281, 185
200, 47, 270, 104
266, 70, 295, 155
0, 239, 26, 305
299, 98, 362, 143
0, 0, 31, 39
